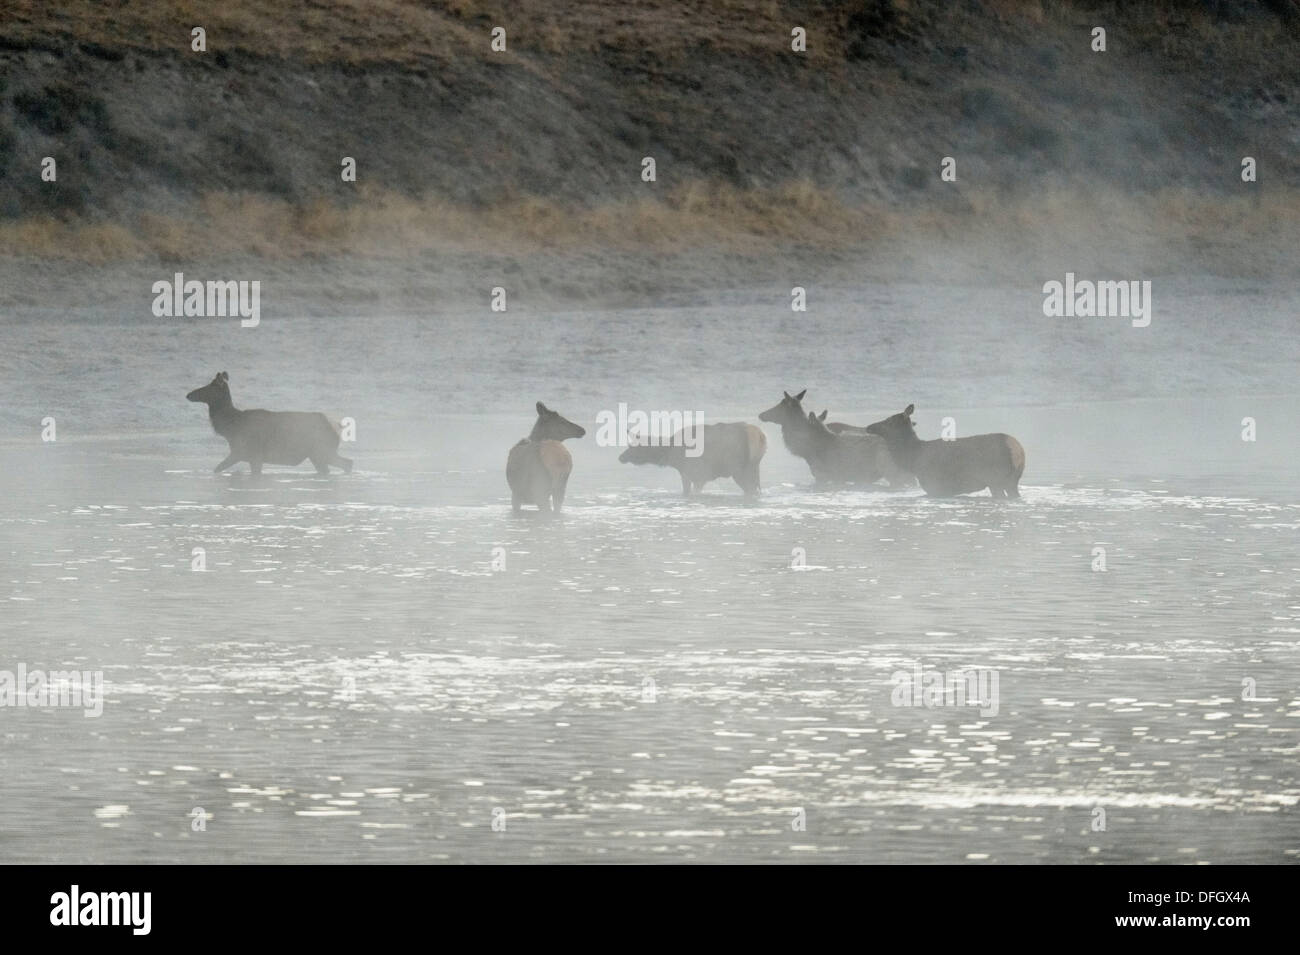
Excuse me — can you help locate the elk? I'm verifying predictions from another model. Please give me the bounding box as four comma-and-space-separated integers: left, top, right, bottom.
865, 404, 1025, 498
186, 371, 351, 476
506, 402, 586, 512
802, 409, 908, 486
618, 422, 766, 498
758, 389, 910, 487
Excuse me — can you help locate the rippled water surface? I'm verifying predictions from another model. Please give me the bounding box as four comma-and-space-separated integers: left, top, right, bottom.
2, 285, 1298, 862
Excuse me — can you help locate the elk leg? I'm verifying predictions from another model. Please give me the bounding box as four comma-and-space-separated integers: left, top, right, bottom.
249, 459, 263, 477
333, 453, 353, 473
213, 453, 238, 473
738, 466, 760, 499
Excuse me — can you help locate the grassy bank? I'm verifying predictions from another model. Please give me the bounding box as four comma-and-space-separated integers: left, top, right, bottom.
0, 1, 1297, 277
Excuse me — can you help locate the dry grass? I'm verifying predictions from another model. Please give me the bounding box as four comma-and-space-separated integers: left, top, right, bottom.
2, 182, 1296, 271
0, 183, 853, 259
5, 1, 1296, 274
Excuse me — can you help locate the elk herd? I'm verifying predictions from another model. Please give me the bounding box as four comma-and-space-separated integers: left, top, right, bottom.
186, 374, 1026, 513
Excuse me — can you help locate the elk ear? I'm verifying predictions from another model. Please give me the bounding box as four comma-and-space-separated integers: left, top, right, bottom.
536, 401, 548, 415
794, 389, 807, 402
819, 410, 828, 421
904, 404, 915, 415
219, 371, 228, 382
783, 391, 791, 400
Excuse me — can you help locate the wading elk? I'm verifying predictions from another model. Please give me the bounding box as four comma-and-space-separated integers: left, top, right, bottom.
186, 371, 352, 476
758, 389, 910, 487
618, 422, 766, 498
802, 409, 908, 486
507, 402, 586, 512
865, 404, 1025, 498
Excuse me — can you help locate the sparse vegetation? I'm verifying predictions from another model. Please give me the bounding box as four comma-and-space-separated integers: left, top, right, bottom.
0, 0, 1297, 276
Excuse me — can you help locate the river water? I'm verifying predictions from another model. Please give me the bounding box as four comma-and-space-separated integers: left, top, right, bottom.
1, 279, 1297, 862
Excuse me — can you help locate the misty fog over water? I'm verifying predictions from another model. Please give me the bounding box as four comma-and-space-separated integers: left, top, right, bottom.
2, 281, 1296, 863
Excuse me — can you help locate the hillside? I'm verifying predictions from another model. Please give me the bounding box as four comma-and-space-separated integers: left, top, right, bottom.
1, 0, 1298, 289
